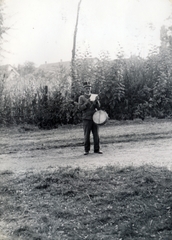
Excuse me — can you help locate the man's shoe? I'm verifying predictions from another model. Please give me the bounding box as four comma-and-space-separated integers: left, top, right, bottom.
94, 151, 103, 154
84, 152, 89, 155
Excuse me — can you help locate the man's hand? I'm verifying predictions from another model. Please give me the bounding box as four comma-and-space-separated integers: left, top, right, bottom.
93, 95, 100, 109
94, 95, 100, 103
95, 95, 99, 101
85, 98, 92, 107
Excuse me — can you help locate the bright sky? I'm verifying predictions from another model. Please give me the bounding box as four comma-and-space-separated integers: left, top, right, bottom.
1, 0, 172, 67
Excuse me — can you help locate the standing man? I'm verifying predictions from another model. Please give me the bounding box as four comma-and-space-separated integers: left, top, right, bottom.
78, 81, 103, 155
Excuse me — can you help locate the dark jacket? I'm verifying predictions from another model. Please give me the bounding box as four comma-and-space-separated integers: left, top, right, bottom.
78, 94, 101, 120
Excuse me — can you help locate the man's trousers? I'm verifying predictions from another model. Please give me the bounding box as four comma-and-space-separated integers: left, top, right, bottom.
83, 120, 100, 153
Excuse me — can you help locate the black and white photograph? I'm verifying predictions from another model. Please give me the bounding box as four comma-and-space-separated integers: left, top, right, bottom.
1, 0, 172, 239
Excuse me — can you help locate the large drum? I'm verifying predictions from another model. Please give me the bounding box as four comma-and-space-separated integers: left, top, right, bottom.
93, 110, 109, 125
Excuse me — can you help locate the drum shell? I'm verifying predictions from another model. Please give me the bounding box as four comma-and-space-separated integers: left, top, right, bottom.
93, 110, 108, 125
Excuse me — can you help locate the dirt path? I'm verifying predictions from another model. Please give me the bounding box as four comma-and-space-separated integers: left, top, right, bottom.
1, 119, 172, 173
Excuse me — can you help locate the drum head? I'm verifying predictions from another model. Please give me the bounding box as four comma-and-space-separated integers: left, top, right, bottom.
93, 110, 108, 125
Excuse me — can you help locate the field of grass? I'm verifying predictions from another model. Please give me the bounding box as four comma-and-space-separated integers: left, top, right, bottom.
1, 165, 172, 240
1, 119, 172, 239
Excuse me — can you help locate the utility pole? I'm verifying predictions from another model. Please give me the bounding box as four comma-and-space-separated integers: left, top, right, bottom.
71, 0, 82, 99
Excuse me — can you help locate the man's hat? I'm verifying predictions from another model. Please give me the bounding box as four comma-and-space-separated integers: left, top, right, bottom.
83, 81, 91, 88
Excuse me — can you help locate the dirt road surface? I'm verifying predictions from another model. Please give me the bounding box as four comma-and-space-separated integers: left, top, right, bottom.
1, 119, 172, 174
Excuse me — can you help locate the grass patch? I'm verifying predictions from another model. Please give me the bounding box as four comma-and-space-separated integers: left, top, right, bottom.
0, 165, 172, 240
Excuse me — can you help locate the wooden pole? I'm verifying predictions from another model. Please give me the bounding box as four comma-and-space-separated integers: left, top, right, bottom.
71, 0, 82, 99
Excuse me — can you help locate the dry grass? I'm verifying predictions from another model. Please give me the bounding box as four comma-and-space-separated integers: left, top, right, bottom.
0, 165, 172, 240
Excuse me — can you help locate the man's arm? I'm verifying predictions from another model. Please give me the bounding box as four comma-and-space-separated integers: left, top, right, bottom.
78, 95, 91, 111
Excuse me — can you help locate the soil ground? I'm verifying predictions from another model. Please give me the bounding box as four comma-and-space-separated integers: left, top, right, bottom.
1, 118, 172, 174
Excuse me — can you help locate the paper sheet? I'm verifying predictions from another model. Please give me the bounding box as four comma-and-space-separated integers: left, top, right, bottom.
90, 94, 98, 101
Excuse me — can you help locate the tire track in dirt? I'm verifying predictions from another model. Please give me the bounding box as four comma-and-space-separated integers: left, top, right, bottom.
1, 120, 172, 173
1, 137, 172, 174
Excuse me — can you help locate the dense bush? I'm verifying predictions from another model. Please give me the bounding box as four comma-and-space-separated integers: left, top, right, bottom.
1, 33, 172, 127
0, 86, 81, 129
71, 43, 172, 121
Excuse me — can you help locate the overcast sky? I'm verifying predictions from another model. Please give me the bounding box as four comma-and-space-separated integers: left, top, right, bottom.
1, 0, 172, 67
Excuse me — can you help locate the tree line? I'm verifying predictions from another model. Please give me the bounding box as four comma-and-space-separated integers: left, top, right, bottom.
0, 0, 172, 128
0, 42, 172, 128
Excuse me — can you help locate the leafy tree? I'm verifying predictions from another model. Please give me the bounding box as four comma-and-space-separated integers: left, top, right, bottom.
0, 2, 8, 124
160, 24, 172, 51
17, 62, 36, 76
121, 56, 147, 119
0, 2, 6, 56
98, 54, 125, 119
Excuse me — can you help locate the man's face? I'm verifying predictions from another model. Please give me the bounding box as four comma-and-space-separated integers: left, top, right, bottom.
84, 86, 91, 95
